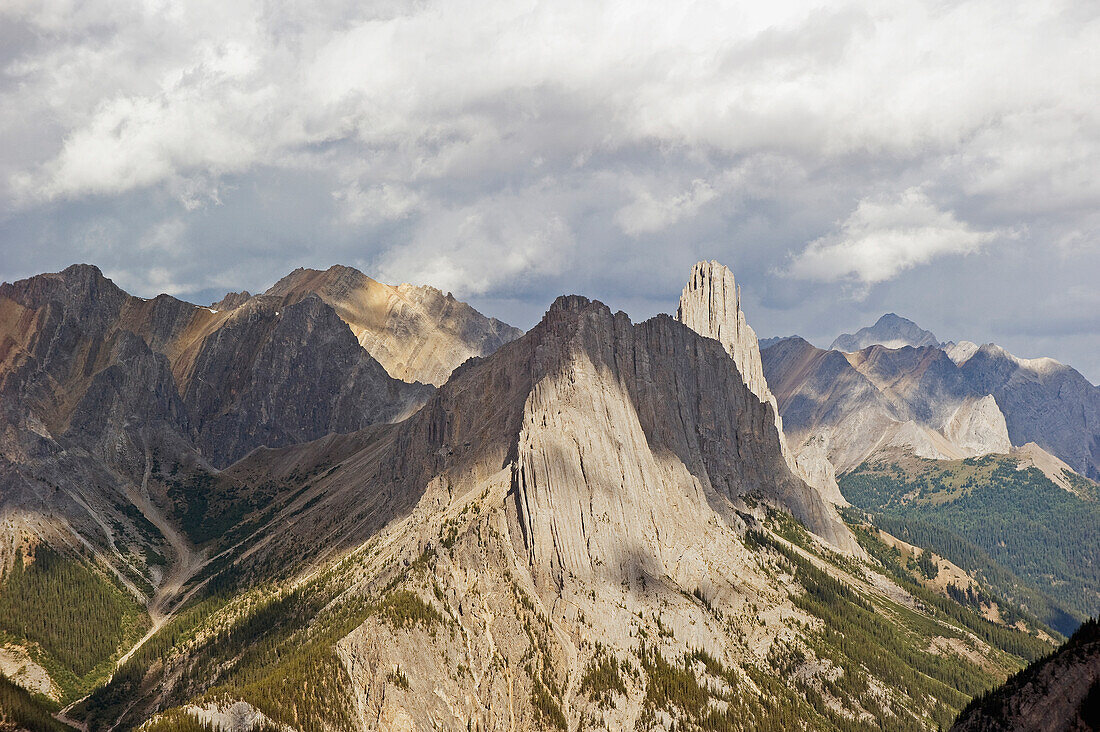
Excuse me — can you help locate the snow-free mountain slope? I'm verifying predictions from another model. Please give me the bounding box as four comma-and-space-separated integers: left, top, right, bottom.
760, 337, 1013, 471
265, 264, 523, 386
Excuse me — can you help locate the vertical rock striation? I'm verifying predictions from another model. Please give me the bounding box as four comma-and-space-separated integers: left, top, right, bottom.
676, 261, 850, 508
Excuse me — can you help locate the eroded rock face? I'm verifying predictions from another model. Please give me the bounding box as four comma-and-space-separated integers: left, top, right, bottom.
513, 296, 860, 585
180, 294, 429, 466
960, 344, 1100, 481
265, 265, 523, 386
676, 261, 850, 510
943, 395, 1012, 456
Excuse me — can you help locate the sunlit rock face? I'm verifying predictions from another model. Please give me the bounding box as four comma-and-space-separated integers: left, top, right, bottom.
265, 264, 523, 387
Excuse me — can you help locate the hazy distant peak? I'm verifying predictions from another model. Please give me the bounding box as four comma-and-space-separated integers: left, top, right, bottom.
830, 313, 940, 352
759, 335, 801, 350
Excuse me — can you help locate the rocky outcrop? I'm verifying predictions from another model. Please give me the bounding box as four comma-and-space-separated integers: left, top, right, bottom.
210, 290, 252, 311
265, 265, 523, 386
179, 294, 429, 466
944, 340, 980, 365
676, 261, 849, 508
952, 618, 1100, 732
512, 295, 859, 580
676, 261, 771, 404
943, 395, 1012, 456
831, 313, 941, 352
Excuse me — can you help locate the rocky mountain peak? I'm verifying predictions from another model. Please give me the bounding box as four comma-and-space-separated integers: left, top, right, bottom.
831, 312, 941, 352
264, 264, 522, 386
676, 261, 852, 512
676, 260, 768, 402
210, 290, 252, 311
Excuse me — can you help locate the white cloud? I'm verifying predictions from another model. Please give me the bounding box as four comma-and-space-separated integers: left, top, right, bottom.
616, 179, 718, 236
1, 0, 1098, 378
333, 182, 419, 225
785, 188, 999, 288
374, 191, 576, 296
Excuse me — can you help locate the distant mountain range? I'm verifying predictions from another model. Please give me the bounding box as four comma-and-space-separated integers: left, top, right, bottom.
0, 261, 1093, 731
761, 318, 1100, 482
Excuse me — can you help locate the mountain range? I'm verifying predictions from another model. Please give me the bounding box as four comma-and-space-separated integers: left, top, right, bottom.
0, 261, 1095, 731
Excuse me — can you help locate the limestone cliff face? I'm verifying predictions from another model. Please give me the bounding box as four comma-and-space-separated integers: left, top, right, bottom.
511, 295, 859, 587
943, 395, 1012, 456
676, 261, 770, 403
265, 265, 523, 386
676, 261, 849, 508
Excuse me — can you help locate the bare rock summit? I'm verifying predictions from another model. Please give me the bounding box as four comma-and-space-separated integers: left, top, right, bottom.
677, 260, 853, 513
265, 265, 523, 386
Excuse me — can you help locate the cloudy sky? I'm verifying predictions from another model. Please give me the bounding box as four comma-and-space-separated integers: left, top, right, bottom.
2, 0, 1098, 381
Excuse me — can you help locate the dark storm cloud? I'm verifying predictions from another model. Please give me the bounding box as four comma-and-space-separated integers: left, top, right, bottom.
1, 0, 1097, 380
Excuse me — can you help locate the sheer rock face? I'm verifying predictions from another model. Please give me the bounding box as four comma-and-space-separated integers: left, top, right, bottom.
943, 395, 1012, 456
676, 261, 770, 404
676, 261, 849, 509
265, 265, 523, 387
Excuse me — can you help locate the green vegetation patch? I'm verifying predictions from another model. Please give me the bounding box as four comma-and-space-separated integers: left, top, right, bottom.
748, 528, 1028, 730
840, 456, 1100, 634
0, 674, 73, 731
378, 590, 443, 630
578, 644, 628, 709
0, 546, 148, 700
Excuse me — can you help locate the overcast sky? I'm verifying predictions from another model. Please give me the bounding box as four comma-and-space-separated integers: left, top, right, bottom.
2, 0, 1098, 381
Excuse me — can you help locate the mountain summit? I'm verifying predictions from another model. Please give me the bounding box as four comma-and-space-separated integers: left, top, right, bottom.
831, 313, 941, 352
264, 265, 523, 386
